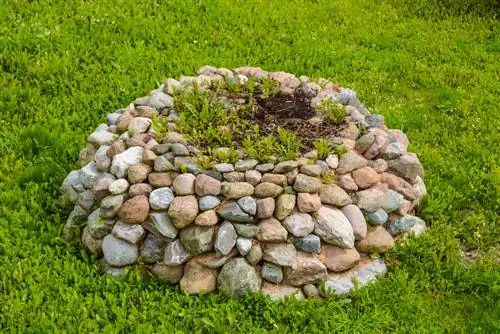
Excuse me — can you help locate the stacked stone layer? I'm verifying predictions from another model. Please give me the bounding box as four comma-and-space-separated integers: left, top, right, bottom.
61, 66, 427, 300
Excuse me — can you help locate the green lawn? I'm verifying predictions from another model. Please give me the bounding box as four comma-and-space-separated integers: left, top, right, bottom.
1, 0, 499, 332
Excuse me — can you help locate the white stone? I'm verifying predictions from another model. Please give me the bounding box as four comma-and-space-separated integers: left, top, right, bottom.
110, 147, 144, 178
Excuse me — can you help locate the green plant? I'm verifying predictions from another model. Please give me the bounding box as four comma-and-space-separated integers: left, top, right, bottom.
260, 77, 280, 98
151, 114, 168, 143
242, 125, 277, 163
333, 143, 348, 156
195, 154, 215, 170
314, 138, 333, 160
317, 99, 347, 125
177, 162, 188, 173
275, 127, 301, 160
320, 170, 337, 184
212, 147, 239, 164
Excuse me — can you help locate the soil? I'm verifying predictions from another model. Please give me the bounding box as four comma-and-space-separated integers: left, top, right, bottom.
251, 90, 345, 152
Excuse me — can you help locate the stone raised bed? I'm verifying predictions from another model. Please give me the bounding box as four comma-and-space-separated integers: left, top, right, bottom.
61, 66, 427, 300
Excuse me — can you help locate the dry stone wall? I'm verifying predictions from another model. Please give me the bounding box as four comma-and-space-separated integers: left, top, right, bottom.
61, 66, 427, 300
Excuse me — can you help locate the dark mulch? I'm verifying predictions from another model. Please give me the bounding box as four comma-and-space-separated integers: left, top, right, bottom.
251, 90, 345, 152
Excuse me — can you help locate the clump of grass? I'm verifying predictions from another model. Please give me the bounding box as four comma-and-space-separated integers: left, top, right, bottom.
151, 114, 168, 142
276, 126, 301, 160
195, 154, 215, 170
333, 143, 348, 156
243, 126, 277, 163
317, 99, 347, 125
260, 77, 280, 98
314, 138, 333, 160
212, 147, 239, 164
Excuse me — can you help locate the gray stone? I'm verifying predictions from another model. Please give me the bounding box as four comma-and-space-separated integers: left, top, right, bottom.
261, 262, 283, 283
254, 182, 283, 198
198, 196, 221, 211
300, 164, 322, 177
262, 243, 296, 266
233, 223, 260, 238
386, 153, 423, 183
381, 189, 405, 213
110, 147, 144, 178
236, 237, 252, 255
237, 196, 257, 215
164, 239, 191, 265
108, 179, 129, 195
62, 205, 87, 241
217, 201, 254, 223
221, 182, 254, 199
61, 170, 83, 203
355, 188, 384, 212
215, 222, 237, 256
336, 152, 369, 174
214, 163, 234, 173
154, 155, 176, 172
365, 114, 384, 128
140, 234, 167, 264
149, 212, 178, 239
149, 187, 174, 210
171, 143, 189, 156
149, 91, 174, 110
235, 159, 258, 171
355, 132, 375, 154
380, 142, 406, 160
128, 117, 152, 134
319, 184, 352, 206
245, 170, 262, 185
81, 162, 101, 189
218, 258, 261, 297
387, 215, 426, 236
273, 160, 299, 173
314, 206, 355, 248
341, 204, 367, 240
82, 226, 103, 255
100, 194, 124, 218
364, 209, 388, 225
112, 221, 145, 244
293, 234, 321, 253
293, 174, 322, 193
256, 163, 275, 173
246, 243, 263, 265
77, 190, 94, 211
94, 145, 111, 172
180, 225, 214, 255
102, 234, 138, 267
87, 208, 113, 239
282, 212, 315, 237
172, 173, 196, 195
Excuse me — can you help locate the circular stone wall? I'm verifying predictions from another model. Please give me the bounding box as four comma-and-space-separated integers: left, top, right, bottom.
61, 66, 427, 300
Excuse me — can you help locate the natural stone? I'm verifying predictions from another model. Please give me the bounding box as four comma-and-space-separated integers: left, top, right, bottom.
233, 223, 260, 238
236, 237, 252, 255
87, 209, 113, 238
100, 195, 124, 218
102, 234, 138, 267
262, 243, 296, 266
149, 212, 178, 239
217, 201, 254, 223
195, 249, 237, 268
260, 283, 305, 301
261, 173, 287, 186
314, 206, 355, 248
214, 163, 234, 173
318, 245, 360, 272
260, 262, 283, 283
319, 184, 352, 206
364, 209, 388, 225
179, 259, 217, 295
215, 222, 237, 255
118, 195, 149, 223
257, 218, 288, 242
148, 172, 174, 188
129, 183, 153, 197
111, 221, 145, 244
282, 212, 315, 237
256, 197, 275, 219
352, 166, 381, 189
194, 210, 218, 226
284, 252, 327, 286
164, 239, 191, 265
195, 174, 222, 196
235, 159, 258, 171
180, 225, 214, 255
275, 194, 296, 220
293, 234, 321, 253
218, 258, 261, 297
245, 170, 262, 185
109, 178, 129, 195
82, 226, 103, 255
355, 226, 394, 253
198, 196, 221, 211
341, 204, 368, 240
273, 160, 299, 173
173, 173, 196, 195
140, 234, 167, 264
223, 171, 245, 182
237, 196, 257, 215
127, 163, 152, 184
386, 153, 423, 183
149, 263, 184, 284
255, 163, 275, 173
387, 215, 426, 236
154, 155, 176, 172
355, 188, 385, 212
338, 173, 358, 192
336, 151, 369, 174
168, 195, 199, 228
149, 187, 174, 210
382, 172, 417, 200
254, 182, 283, 198
300, 164, 322, 177
110, 147, 144, 178
246, 242, 263, 265
293, 174, 322, 193
221, 182, 254, 199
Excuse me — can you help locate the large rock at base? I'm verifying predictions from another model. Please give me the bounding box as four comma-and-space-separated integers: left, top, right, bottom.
149, 263, 184, 284
314, 206, 355, 249
118, 195, 150, 223
319, 184, 352, 206
262, 243, 296, 266
179, 259, 217, 295
217, 258, 261, 297
257, 218, 288, 242
341, 204, 367, 240
179, 225, 214, 255
355, 226, 394, 253
260, 283, 305, 301
318, 245, 360, 272
102, 234, 138, 267
168, 195, 199, 228
284, 252, 327, 286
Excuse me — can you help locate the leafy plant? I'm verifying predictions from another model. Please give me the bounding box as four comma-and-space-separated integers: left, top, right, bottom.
243, 125, 277, 163
317, 99, 347, 125
314, 138, 333, 160
195, 154, 215, 170
260, 77, 280, 99
275, 127, 301, 160
212, 147, 239, 164
151, 114, 168, 143
320, 170, 337, 184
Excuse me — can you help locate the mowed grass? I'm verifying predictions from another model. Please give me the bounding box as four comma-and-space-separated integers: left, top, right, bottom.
0, 0, 499, 332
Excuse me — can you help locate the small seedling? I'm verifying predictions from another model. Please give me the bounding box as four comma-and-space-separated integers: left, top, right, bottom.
317, 99, 347, 125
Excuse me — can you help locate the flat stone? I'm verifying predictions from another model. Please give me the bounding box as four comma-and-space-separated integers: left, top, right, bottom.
149, 263, 184, 284
148, 172, 175, 188
355, 226, 394, 253
180, 225, 214, 255
140, 234, 167, 264
195, 249, 237, 269
87, 209, 113, 238
293, 174, 322, 193
195, 174, 222, 196
129, 183, 153, 197
235, 159, 258, 171
364, 209, 388, 225
341, 204, 368, 240
260, 283, 305, 301
171, 143, 189, 156
261, 173, 288, 186
221, 182, 254, 199
223, 171, 245, 182
275, 194, 296, 220
336, 151, 369, 174
110, 147, 144, 178
319, 184, 352, 206
102, 234, 138, 267
164, 239, 191, 265
256, 163, 275, 173
218, 258, 261, 297
257, 218, 288, 242
237, 196, 257, 215
215, 222, 237, 256
149, 212, 178, 238
352, 166, 381, 189
112, 221, 145, 244
194, 210, 218, 226
323, 257, 387, 295
198, 196, 221, 211
214, 163, 234, 173
387, 215, 425, 236
318, 244, 360, 272
173, 173, 196, 195
282, 212, 315, 237
149, 187, 174, 210
284, 252, 327, 286
168, 195, 199, 228
381, 189, 405, 213
118, 195, 149, 223
179, 259, 217, 295
314, 206, 355, 248
355, 188, 385, 212
245, 170, 262, 185
233, 223, 260, 238
338, 173, 358, 192
300, 164, 322, 177
261, 262, 283, 283
273, 160, 299, 173
236, 237, 252, 255
108, 179, 129, 195
386, 153, 423, 183
217, 201, 254, 223
254, 182, 283, 198
262, 243, 296, 266
296, 193, 321, 213
293, 234, 321, 253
